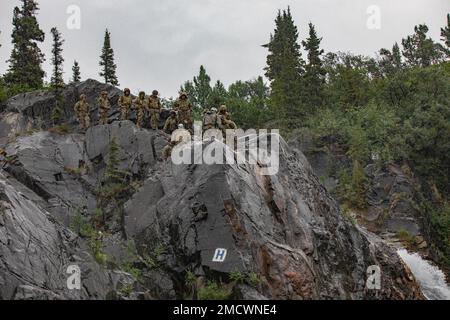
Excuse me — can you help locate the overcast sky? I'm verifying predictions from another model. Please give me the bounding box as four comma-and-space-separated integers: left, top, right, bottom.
0, 0, 449, 97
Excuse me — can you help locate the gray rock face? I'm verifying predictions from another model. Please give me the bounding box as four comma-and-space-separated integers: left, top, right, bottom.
0, 172, 116, 300
0, 80, 425, 300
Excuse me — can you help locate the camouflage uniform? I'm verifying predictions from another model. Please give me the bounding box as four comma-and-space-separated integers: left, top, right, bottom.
202, 108, 219, 131
218, 105, 236, 132
97, 91, 110, 125
148, 91, 162, 130
162, 141, 177, 161
133, 92, 148, 128
163, 112, 178, 134
118, 88, 133, 121
174, 92, 193, 130
74, 94, 90, 129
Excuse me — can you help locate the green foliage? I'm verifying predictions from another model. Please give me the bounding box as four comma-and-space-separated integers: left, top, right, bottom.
185, 271, 197, 287
336, 161, 368, 210
264, 7, 305, 121
99, 29, 119, 86
229, 270, 245, 283
4, 0, 45, 90
430, 202, 450, 269
72, 60, 81, 83
197, 281, 230, 300
70, 211, 108, 266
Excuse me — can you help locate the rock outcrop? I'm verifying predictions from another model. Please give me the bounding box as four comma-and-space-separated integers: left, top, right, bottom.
0, 80, 424, 300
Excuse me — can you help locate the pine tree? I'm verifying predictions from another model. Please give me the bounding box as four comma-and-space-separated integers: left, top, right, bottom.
379, 42, 403, 76
301, 22, 326, 109
402, 24, 445, 67
264, 7, 305, 122
4, 0, 45, 90
193, 65, 212, 109
50, 27, 64, 123
72, 60, 81, 83
441, 14, 450, 57
99, 29, 119, 86
50, 27, 64, 90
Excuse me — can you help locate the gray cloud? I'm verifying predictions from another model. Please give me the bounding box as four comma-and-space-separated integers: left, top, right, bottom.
0, 0, 449, 98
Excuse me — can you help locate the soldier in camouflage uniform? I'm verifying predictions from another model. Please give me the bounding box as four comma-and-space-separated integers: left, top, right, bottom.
202, 107, 219, 131
173, 92, 193, 131
118, 88, 133, 121
162, 140, 177, 161
74, 94, 90, 130
163, 111, 179, 134
148, 90, 162, 130
133, 91, 148, 128
218, 105, 236, 133
97, 91, 110, 125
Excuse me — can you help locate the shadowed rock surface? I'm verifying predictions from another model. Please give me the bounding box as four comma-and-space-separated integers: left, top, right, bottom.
0, 80, 424, 299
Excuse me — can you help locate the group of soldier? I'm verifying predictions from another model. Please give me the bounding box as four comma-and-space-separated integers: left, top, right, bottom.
73, 88, 237, 135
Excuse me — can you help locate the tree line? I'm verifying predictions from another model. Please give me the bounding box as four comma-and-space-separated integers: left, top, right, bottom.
0, 0, 119, 102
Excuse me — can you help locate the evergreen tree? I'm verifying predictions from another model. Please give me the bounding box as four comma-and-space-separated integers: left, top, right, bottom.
378, 42, 403, 76
207, 80, 227, 107
301, 22, 326, 109
50, 27, 64, 123
401, 24, 445, 67
264, 7, 305, 122
4, 0, 45, 90
193, 65, 212, 108
99, 29, 119, 86
441, 14, 450, 57
72, 60, 81, 83
50, 27, 64, 89
180, 65, 212, 110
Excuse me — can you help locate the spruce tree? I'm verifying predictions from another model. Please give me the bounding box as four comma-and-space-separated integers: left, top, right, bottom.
264, 7, 305, 122
50, 27, 64, 123
99, 29, 119, 86
50, 27, 64, 90
193, 65, 212, 109
441, 14, 450, 57
379, 42, 403, 76
5, 0, 45, 90
301, 22, 326, 109
72, 60, 81, 83
402, 24, 445, 67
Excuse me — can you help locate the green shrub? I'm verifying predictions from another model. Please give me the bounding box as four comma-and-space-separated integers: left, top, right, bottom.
198, 281, 230, 300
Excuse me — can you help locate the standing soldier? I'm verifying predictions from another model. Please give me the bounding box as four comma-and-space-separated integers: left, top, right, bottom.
74, 94, 90, 130
148, 90, 162, 130
163, 111, 178, 134
133, 91, 148, 128
97, 91, 110, 125
118, 88, 133, 121
218, 105, 236, 133
202, 107, 219, 131
174, 92, 193, 131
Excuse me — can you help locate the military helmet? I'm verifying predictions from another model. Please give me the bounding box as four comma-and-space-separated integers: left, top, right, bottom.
219, 105, 227, 113
152, 90, 159, 96
179, 91, 188, 98
80, 94, 86, 100
139, 91, 145, 97
101, 90, 108, 96
124, 88, 130, 94
211, 107, 218, 113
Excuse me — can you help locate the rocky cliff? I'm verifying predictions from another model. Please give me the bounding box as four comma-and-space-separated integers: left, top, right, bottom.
0, 80, 423, 300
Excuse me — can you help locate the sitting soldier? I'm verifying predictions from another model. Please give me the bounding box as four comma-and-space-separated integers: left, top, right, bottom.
118, 88, 133, 121
202, 107, 219, 131
97, 91, 110, 125
74, 94, 90, 130
218, 105, 236, 133
163, 111, 179, 134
